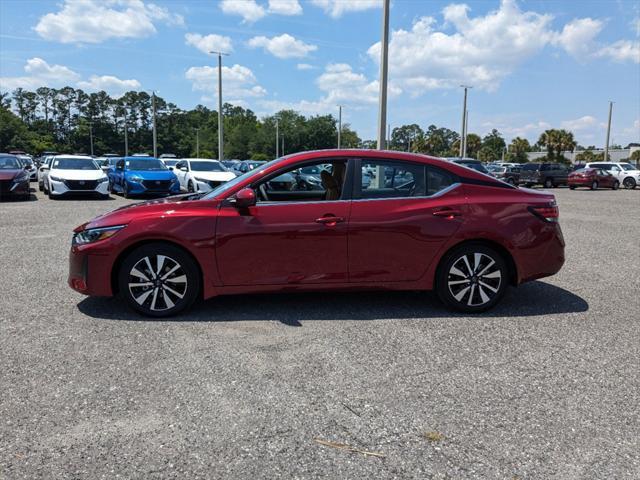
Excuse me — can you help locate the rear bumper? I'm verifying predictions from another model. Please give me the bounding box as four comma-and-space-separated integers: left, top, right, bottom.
518, 224, 565, 284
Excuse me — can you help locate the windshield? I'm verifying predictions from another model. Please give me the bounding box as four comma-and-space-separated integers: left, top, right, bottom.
163, 160, 179, 167
248, 162, 264, 169
458, 161, 489, 174
300, 165, 325, 175
52, 158, 98, 170
203, 158, 281, 199
127, 159, 167, 171
18, 156, 33, 165
0, 156, 21, 169
190, 161, 226, 172
620, 163, 637, 171
522, 163, 540, 171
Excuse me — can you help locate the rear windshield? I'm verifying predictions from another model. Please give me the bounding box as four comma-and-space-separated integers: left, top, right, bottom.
126, 159, 167, 171
190, 161, 226, 172
0, 156, 21, 169
457, 161, 489, 174
52, 158, 98, 170
574, 168, 594, 174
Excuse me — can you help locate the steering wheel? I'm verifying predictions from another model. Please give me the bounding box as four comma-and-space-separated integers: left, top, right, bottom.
258, 184, 270, 202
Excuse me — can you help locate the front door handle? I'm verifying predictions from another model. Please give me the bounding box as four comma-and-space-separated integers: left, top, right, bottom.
315, 215, 345, 225
433, 209, 462, 218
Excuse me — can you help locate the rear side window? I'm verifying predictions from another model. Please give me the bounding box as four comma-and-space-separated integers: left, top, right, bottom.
522, 163, 539, 171
359, 160, 425, 199
426, 166, 457, 196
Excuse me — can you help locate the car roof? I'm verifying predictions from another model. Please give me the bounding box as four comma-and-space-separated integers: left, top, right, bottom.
184, 158, 219, 162
53, 155, 93, 159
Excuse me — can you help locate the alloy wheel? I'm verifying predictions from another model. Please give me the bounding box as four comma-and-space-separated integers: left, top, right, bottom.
447, 253, 502, 307
127, 255, 188, 312
623, 178, 636, 189
591, 181, 598, 190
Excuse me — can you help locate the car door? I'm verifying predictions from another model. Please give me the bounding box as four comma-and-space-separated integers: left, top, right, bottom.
112, 160, 125, 190
597, 169, 614, 187
348, 158, 465, 283
215, 159, 351, 286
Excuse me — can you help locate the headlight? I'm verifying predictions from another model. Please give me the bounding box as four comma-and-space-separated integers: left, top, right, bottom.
97, 176, 108, 183
129, 175, 143, 183
73, 225, 125, 245
194, 177, 210, 183
49, 175, 64, 182
13, 172, 29, 182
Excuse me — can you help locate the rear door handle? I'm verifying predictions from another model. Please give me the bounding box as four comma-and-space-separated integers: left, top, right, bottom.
433, 209, 462, 218
315, 216, 345, 225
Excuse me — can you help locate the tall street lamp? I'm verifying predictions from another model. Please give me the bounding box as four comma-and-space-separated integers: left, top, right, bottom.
151, 91, 158, 158
604, 101, 613, 162
210, 50, 229, 162
195, 128, 200, 157
337, 105, 342, 149
376, 0, 390, 149
459, 85, 471, 158
88, 121, 94, 156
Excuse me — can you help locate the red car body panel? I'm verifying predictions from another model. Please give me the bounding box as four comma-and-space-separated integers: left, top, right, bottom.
568, 169, 616, 188
68, 150, 565, 301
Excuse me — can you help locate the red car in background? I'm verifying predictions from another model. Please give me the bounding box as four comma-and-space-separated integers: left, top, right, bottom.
568, 168, 620, 190
0, 154, 31, 200
69, 150, 565, 317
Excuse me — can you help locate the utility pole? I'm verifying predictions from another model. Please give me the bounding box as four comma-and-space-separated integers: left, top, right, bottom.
88, 121, 94, 156
337, 105, 342, 149
275, 118, 279, 158
123, 111, 128, 156
281, 134, 285, 156
387, 124, 391, 147
195, 128, 200, 157
463, 109, 469, 157
376, 0, 390, 150
604, 101, 613, 162
210, 51, 229, 162
459, 85, 471, 157
151, 91, 158, 158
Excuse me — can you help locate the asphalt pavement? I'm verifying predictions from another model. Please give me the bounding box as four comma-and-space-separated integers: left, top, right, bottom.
1, 187, 639, 479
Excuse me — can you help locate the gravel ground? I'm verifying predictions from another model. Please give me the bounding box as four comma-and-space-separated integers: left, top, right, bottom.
1, 187, 639, 479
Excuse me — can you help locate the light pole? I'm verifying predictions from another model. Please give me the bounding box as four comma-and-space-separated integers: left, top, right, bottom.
376, 0, 390, 149
209, 50, 229, 162
88, 121, 94, 156
463, 109, 469, 157
195, 128, 200, 157
281, 134, 285, 156
459, 85, 471, 157
604, 101, 613, 162
337, 105, 342, 149
275, 118, 279, 158
123, 111, 129, 156
151, 91, 158, 157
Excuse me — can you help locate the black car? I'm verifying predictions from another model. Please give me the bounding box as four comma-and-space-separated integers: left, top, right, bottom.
519, 162, 570, 188
446, 157, 492, 175
235, 161, 266, 174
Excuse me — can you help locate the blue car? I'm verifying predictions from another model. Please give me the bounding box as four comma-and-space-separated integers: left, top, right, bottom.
108, 156, 180, 198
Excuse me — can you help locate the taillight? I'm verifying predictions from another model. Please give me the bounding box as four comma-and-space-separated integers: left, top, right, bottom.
528, 203, 559, 223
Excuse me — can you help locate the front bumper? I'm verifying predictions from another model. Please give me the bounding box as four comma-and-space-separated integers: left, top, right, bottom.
0, 178, 30, 198
50, 178, 109, 196
68, 245, 114, 296
126, 179, 181, 195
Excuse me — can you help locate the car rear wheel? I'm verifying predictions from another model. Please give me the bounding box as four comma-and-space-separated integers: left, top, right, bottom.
118, 243, 200, 317
569, 185, 576, 190
544, 178, 553, 188
591, 181, 598, 190
612, 181, 620, 190
436, 244, 508, 313
187, 181, 194, 193
623, 177, 636, 189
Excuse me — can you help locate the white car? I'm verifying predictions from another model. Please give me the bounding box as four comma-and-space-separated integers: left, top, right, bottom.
173, 159, 236, 193
586, 162, 640, 189
43, 155, 109, 199
37, 155, 55, 191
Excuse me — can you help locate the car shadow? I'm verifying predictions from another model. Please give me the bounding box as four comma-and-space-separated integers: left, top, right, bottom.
53, 195, 116, 201
77, 280, 588, 325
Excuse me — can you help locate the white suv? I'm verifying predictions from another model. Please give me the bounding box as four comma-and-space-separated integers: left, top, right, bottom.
586, 162, 640, 189
173, 159, 236, 193
43, 155, 109, 199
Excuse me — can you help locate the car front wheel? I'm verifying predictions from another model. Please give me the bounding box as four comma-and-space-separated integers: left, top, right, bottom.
118, 243, 200, 317
591, 181, 598, 190
623, 177, 636, 189
436, 244, 508, 313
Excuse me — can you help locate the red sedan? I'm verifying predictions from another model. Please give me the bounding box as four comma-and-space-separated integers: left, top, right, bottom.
68, 150, 565, 316
568, 168, 620, 190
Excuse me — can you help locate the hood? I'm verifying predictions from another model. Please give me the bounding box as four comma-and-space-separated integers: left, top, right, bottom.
191, 171, 236, 181
49, 169, 107, 180
0, 169, 23, 180
126, 169, 177, 180
80, 193, 217, 230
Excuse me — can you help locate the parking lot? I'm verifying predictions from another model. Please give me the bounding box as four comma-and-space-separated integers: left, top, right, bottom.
1, 187, 638, 479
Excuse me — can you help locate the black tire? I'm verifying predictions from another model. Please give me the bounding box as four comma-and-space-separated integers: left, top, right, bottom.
506, 177, 515, 185
612, 181, 619, 190
544, 178, 553, 189
591, 181, 598, 190
569, 185, 576, 190
622, 177, 636, 189
436, 243, 508, 313
38, 182, 43, 192
123, 182, 130, 199
525, 183, 533, 188
187, 181, 194, 193
118, 243, 200, 318
100, 194, 110, 200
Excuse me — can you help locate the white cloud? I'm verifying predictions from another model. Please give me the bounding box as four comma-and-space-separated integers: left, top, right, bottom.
219, 0, 265, 23
561, 115, 598, 131
35, 0, 184, 44
247, 34, 317, 59
596, 40, 640, 63
311, 0, 380, 18
316, 63, 401, 105
185, 33, 233, 54
0, 57, 80, 90
185, 64, 267, 100
296, 63, 315, 70
268, 0, 302, 16
554, 18, 604, 59
0, 58, 140, 97
77, 75, 141, 97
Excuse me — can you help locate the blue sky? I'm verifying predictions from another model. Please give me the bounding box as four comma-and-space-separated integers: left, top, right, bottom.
1, 0, 638, 146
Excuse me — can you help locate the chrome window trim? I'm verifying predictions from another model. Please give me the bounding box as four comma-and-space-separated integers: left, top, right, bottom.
351, 182, 461, 203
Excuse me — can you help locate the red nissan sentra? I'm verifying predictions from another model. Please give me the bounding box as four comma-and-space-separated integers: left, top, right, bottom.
69, 150, 565, 317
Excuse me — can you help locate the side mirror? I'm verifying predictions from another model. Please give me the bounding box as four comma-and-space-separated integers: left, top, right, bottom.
232, 188, 256, 208
180, 167, 188, 172
40, 165, 49, 171
168, 166, 174, 170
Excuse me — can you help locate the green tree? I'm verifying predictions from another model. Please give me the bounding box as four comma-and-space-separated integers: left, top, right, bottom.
507, 137, 531, 163
390, 124, 423, 151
